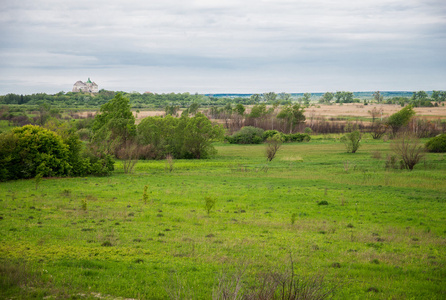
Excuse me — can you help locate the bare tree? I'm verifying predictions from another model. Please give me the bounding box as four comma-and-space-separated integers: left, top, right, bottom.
370, 120, 387, 140
368, 106, 383, 123
391, 132, 425, 170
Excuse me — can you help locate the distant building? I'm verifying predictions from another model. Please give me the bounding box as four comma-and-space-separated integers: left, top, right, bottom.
72, 78, 98, 93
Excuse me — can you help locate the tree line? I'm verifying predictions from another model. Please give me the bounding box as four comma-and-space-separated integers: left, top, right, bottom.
2, 90, 444, 109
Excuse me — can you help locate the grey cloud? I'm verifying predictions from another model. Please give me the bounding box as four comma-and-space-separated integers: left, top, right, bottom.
0, 0, 445, 94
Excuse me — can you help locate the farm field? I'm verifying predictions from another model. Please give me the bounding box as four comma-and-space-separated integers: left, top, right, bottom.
1, 137, 445, 299
75, 103, 446, 122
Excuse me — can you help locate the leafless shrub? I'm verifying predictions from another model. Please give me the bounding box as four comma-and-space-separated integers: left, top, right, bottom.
391, 132, 425, 171
385, 154, 403, 170
368, 106, 383, 123
408, 118, 441, 138
117, 141, 140, 173
213, 258, 339, 300
165, 272, 194, 300
165, 154, 174, 172
371, 151, 382, 160
213, 264, 247, 300
369, 121, 387, 140
138, 144, 161, 160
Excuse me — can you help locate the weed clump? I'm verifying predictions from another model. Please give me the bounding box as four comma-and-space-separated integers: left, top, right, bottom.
291, 212, 297, 225
204, 196, 216, 215
101, 241, 112, 247
318, 200, 329, 205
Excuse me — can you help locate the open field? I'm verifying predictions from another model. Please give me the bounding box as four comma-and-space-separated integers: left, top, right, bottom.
1, 137, 445, 299
75, 103, 446, 122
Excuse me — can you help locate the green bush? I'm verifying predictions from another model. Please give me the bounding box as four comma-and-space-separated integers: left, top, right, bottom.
262, 130, 279, 140
0, 125, 71, 180
137, 113, 224, 159
283, 133, 311, 142
341, 130, 362, 153
0, 124, 115, 181
425, 134, 446, 153
227, 127, 311, 144
226, 126, 264, 144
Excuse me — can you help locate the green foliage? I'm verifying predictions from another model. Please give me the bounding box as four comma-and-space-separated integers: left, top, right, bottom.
386, 105, 416, 136
335, 91, 355, 103
341, 130, 361, 153
181, 113, 225, 159
226, 126, 264, 144
92, 93, 136, 155
291, 212, 297, 225
204, 196, 216, 215
227, 127, 310, 145
0, 125, 71, 180
137, 113, 224, 159
304, 127, 313, 135
282, 133, 311, 143
277, 103, 306, 134
319, 92, 334, 104
81, 199, 87, 211
425, 134, 446, 153
262, 130, 279, 140
143, 185, 149, 204
265, 133, 283, 162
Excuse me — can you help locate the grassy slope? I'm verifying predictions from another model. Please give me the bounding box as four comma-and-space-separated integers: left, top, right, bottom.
1, 137, 445, 299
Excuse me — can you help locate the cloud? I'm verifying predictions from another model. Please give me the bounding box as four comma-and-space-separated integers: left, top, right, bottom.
0, 0, 445, 94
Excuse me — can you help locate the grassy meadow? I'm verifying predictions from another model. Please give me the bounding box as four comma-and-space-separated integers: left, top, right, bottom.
1, 136, 445, 299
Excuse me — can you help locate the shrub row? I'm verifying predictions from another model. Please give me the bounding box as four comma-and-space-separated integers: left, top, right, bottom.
225, 127, 310, 144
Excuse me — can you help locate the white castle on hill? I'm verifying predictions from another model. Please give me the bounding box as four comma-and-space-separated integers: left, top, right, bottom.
72, 78, 98, 93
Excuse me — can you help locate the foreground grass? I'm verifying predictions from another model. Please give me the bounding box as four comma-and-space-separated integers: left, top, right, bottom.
1, 138, 445, 299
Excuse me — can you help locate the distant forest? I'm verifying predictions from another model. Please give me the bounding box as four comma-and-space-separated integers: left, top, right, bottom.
1, 89, 445, 109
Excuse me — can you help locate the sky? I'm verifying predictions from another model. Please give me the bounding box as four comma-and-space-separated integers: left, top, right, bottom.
1, 0, 445, 95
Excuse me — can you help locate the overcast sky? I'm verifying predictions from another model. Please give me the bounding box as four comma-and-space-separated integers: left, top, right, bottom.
1, 0, 445, 95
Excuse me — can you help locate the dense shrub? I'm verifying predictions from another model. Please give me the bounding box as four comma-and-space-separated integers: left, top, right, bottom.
137, 113, 224, 159
0, 125, 70, 180
262, 130, 279, 140
283, 133, 311, 142
425, 134, 446, 152
227, 127, 310, 144
0, 124, 115, 181
226, 126, 264, 144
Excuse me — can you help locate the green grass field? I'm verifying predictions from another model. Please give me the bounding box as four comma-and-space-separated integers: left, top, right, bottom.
1, 137, 445, 299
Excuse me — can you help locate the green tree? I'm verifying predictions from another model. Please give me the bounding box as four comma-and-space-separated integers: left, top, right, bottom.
165, 104, 180, 116
387, 105, 416, 137
303, 93, 311, 105
277, 104, 306, 134
92, 93, 136, 155
181, 113, 225, 159
248, 103, 268, 126
263, 92, 277, 103
234, 103, 245, 116
137, 115, 179, 158
320, 92, 334, 104
279, 93, 291, 102
373, 91, 384, 103
265, 133, 283, 162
